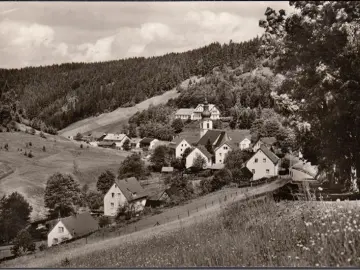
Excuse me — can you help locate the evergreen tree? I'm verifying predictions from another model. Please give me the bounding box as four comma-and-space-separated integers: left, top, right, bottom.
96, 170, 116, 195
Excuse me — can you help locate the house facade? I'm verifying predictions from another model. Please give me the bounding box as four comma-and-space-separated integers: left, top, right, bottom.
185, 147, 213, 169
103, 134, 130, 150
104, 177, 148, 216
214, 142, 232, 164
47, 212, 98, 247
192, 104, 220, 120
175, 109, 194, 120
239, 137, 251, 150
246, 145, 280, 181
169, 138, 191, 158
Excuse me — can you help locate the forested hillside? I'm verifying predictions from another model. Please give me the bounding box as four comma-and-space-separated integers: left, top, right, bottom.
0, 38, 260, 132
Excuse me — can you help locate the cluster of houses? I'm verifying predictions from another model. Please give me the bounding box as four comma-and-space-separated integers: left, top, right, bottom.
45, 98, 318, 249
71, 131, 159, 152
170, 98, 318, 182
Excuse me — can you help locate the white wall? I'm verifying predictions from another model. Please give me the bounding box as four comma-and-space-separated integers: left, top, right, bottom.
132, 198, 147, 212
290, 168, 314, 181
246, 150, 279, 180
215, 143, 231, 164
175, 140, 191, 158
252, 140, 262, 152
149, 139, 159, 150
104, 183, 128, 216
186, 148, 212, 169
239, 138, 251, 150
47, 221, 72, 247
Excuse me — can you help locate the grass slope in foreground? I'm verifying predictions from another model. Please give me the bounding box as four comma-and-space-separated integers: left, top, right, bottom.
3, 199, 360, 268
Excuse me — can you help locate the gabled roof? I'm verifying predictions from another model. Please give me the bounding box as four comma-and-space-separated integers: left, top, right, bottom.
165, 186, 181, 198
226, 130, 251, 144
214, 141, 233, 152
103, 133, 128, 141
197, 130, 227, 148
169, 137, 188, 149
175, 108, 194, 115
240, 166, 253, 179
148, 189, 167, 201
115, 177, 148, 202
258, 145, 280, 164
57, 212, 98, 237
140, 137, 156, 144
196, 145, 213, 160
259, 137, 277, 146
194, 104, 219, 113
292, 161, 318, 178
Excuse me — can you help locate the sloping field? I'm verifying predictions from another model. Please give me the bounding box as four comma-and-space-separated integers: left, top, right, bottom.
0, 132, 130, 220
1, 178, 289, 268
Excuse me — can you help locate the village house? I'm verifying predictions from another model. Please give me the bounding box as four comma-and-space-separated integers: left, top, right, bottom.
103, 133, 130, 150
130, 138, 141, 149
192, 103, 220, 120
185, 145, 213, 169
252, 137, 277, 152
47, 212, 99, 247
239, 137, 251, 150
214, 141, 232, 164
246, 145, 280, 181
174, 108, 194, 120
168, 137, 192, 159
139, 137, 159, 150
88, 132, 107, 142
104, 177, 148, 216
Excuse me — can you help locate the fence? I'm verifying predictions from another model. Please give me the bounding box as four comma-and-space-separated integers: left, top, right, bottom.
80, 176, 281, 245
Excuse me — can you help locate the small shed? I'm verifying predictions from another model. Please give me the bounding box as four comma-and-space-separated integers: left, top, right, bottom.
161, 166, 174, 174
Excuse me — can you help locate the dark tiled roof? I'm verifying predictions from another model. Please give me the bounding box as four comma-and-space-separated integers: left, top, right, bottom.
226, 130, 251, 144
197, 130, 225, 147
240, 166, 254, 179
59, 212, 98, 237
91, 132, 106, 139
165, 186, 181, 198
140, 137, 156, 144
168, 137, 186, 149
196, 145, 213, 160
259, 145, 280, 164
115, 177, 148, 202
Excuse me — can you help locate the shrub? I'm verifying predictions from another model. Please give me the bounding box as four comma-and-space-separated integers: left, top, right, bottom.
39, 131, 46, 139
98, 216, 111, 228
38, 243, 47, 251
28, 151, 34, 158
29, 142, 32, 147
30, 128, 36, 135
11, 229, 36, 257
80, 144, 83, 149
43, 146, 46, 152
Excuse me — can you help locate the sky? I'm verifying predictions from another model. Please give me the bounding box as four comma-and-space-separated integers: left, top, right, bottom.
0, 1, 294, 69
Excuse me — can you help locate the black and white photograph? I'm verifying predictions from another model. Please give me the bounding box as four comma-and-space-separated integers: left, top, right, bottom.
0, 0, 360, 267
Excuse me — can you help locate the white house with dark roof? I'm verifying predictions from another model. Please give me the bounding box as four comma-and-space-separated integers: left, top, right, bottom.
239, 137, 251, 150
185, 145, 213, 169
103, 133, 130, 150
47, 212, 99, 247
192, 103, 220, 120
214, 141, 232, 164
169, 137, 192, 159
246, 145, 280, 180
104, 177, 148, 216
139, 138, 159, 150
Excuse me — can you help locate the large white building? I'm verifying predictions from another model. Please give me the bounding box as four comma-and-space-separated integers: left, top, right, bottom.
104, 177, 148, 216
175, 103, 220, 121
103, 133, 130, 150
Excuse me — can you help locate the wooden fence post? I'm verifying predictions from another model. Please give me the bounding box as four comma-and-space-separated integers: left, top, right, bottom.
135, 226, 137, 232
86, 237, 88, 244
212, 201, 214, 206
197, 207, 199, 212
236, 191, 237, 195
205, 203, 207, 209
188, 210, 190, 217
178, 215, 180, 220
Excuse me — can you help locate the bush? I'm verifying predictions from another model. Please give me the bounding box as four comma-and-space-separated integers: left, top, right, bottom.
38, 243, 47, 251
28, 151, 34, 158
98, 216, 111, 228
30, 128, 36, 135
11, 229, 36, 257
39, 131, 46, 139
80, 144, 83, 149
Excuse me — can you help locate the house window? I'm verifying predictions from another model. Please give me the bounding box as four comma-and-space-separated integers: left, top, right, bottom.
118, 193, 120, 196
263, 158, 266, 163
266, 169, 270, 174
255, 158, 258, 163
111, 203, 114, 208
224, 146, 228, 150
220, 160, 222, 163
207, 123, 210, 129
111, 193, 114, 198
219, 153, 222, 156
252, 169, 255, 174
53, 238, 58, 244
58, 227, 64, 233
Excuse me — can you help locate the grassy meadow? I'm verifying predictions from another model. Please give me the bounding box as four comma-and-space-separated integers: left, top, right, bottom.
0, 132, 130, 220
51, 199, 360, 268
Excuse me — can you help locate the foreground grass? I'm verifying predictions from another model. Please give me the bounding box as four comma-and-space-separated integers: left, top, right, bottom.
47, 199, 360, 268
